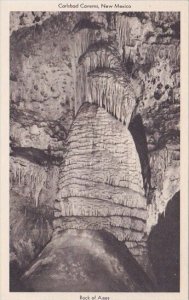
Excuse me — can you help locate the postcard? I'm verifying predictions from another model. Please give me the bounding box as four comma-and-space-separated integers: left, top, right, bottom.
0, 1, 188, 299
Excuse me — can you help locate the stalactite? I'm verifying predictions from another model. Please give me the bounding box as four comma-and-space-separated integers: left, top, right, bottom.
74, 65, 137, 127
146, 148, 180, 234
70, 26, 136, 118
115, 14, 142, 63
10, 157, 48, 207
116, 14, 131, 53
70, 28, 106, 115
70, 18, 143, 124
78, 41, 121, 69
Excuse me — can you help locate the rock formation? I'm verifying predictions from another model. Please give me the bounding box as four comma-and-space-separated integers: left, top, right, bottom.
54, 103, 149, 272
10, 11, 180, 292
21, 230, 155, 292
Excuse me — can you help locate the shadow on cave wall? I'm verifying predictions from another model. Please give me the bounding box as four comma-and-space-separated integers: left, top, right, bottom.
10, 261, 27, 292
128, 114, 151, 201
148, 191, 180, 292
9, 190, 54, 292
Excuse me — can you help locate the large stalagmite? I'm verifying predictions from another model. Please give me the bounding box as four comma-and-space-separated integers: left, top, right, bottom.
54, 103, 151, 274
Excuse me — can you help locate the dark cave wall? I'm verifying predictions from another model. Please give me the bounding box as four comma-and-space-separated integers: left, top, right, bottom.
128, 114, 151, 199
148, 192, 180, 291
10, 157, 59, 270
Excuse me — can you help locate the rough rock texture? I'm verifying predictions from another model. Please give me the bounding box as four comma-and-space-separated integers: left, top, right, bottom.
10, 156, 59, 271
10, 12, 60, 34
10, 11, 180, 291
10, 13, 80, 151
147, 147, 179, 232
70, 12, 180, 215
21, 230, 155, 292
54, 103, 150, 272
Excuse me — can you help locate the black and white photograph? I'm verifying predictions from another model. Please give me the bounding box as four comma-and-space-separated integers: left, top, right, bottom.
9, 9, 181, 293
0, 1, 187, 298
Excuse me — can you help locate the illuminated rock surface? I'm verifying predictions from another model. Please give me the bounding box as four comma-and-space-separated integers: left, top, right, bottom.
21, 230, 155, 292
54, 103, 150, 271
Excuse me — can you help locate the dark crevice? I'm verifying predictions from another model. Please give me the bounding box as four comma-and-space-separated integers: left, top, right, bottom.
120, 12, 149, 21
73, 19, 104, 33
10, 146, 63, 166
57, 215, 146, 223
148, 192, 180, 291
128, 114, 151, 201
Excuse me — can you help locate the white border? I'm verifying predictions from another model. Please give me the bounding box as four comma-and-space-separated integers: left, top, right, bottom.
0, 1, 188, 299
